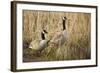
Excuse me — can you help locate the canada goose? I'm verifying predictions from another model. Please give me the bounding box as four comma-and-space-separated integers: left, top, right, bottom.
29, 29, 50, 53
50, 17, 68, 47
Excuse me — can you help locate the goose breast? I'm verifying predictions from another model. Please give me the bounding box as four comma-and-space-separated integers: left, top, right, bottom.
50, 30, 68, 46
39, 40, 48, 50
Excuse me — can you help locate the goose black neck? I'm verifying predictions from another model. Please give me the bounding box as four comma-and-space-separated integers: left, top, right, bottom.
41, 32, 45, 40
63, 19, 66, 30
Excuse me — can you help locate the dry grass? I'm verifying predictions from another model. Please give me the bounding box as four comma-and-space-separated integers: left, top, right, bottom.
23, 10, 91, 62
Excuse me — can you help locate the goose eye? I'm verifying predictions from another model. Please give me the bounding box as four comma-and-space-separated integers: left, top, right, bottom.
43, 30, 48, 33
63, 17, 67, 20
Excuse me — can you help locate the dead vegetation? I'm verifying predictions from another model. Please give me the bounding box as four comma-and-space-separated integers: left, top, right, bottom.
23, 10, 91, 62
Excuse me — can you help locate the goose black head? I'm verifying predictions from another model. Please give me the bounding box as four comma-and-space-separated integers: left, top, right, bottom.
63, 17, 67, 20
41, 29, 48, 40
43, 29, 48, 34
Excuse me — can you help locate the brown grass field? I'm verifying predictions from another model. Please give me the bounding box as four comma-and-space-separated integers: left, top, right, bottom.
23, 10, 91, 62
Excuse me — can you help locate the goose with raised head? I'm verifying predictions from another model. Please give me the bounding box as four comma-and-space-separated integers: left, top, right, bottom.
50, 17, 68, 47
29, 29, 50, 53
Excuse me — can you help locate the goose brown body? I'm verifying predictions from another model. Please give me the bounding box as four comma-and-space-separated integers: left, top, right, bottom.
29, 30, 49, 52
50, 17, 68, 46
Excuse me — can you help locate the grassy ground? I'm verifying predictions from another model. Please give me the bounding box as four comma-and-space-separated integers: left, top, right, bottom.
23, 10, 91, 62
